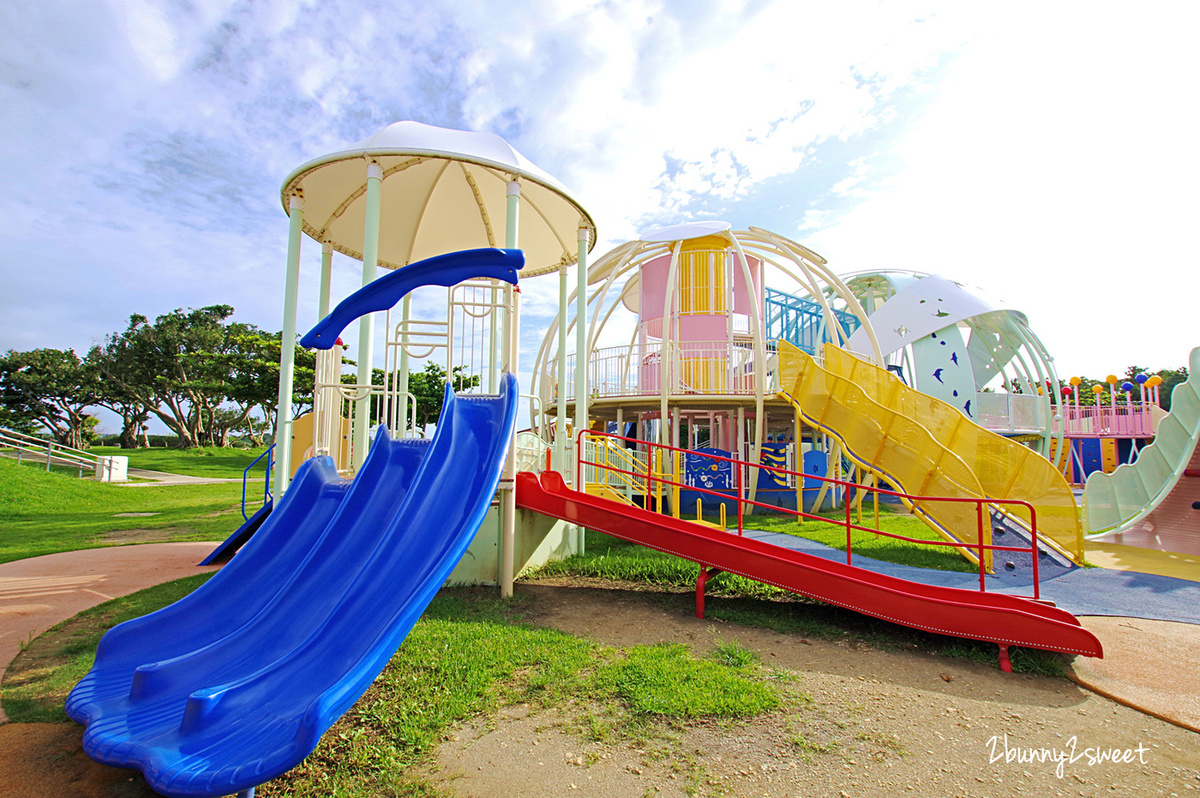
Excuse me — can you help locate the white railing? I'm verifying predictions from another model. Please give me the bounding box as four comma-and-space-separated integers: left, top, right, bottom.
973, 392, 1048, 433
0, 426, 123, 480
1053, 403, 1156, 437
515, 430, 549, 474
552, 340, 777, 402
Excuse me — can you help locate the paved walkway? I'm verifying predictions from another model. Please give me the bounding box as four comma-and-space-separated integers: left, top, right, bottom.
1069, 616, 1200, 733
0, 543, 220, 723
123, 467, 254, 486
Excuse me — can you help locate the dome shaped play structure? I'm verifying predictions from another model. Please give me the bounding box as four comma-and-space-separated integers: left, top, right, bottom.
529, 223, 1083, 570
827, 270, 1065, 457
529, 221, 880, 505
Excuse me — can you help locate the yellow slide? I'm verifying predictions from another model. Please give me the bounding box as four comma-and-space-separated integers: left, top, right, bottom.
777, 342, 1082, 564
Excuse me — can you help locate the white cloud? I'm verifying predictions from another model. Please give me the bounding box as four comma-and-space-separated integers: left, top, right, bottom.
3, 0, 1194, 393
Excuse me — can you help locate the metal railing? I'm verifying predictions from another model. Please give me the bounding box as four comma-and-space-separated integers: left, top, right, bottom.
581, 435, 659, 504
576, 430, 1045, 600
241, 445, 274, 521
972, 392, 1047, 433
0, 426, 100, 477
552, 339, 778, 402
1053, 403, 1156, 437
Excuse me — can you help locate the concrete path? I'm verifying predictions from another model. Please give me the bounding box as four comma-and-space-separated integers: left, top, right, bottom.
122, 467, 252, 486
1069, 616, 1200, 733
0, 543, 220, 723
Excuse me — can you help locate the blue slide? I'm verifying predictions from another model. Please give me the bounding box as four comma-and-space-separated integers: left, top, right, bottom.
67, 248, 522, 797
65, 439, 428, 723
300, 247, 522, 349
69, 377, 517, 797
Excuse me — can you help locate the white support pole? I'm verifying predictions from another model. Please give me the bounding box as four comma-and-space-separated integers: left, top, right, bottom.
318, 241, 333, 319
273, 194, 304, 498
500, 179, 520, 599
555, 261, 569, 472
727, 234, 767, 511
573, 224, 590, 439
573, 223, 590, 557
658, 242, 682, 447
352, 162, 383, 471
397, 294, 412, 436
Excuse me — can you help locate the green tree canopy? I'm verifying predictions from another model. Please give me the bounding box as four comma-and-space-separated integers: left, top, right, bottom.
90, 306, 313, 448
405, 362, 481, 430
0, 348, 99, 449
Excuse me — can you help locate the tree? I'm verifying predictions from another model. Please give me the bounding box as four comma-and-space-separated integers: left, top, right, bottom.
0, 348, 100, 449
405, 363, 482, 430
91, 306, 310, 448
245, 331, 316, 439
1124, 364, 1189, 412
88, 346, 153, 449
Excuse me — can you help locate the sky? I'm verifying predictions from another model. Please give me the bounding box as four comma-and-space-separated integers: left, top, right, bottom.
2, 0, 1197, 434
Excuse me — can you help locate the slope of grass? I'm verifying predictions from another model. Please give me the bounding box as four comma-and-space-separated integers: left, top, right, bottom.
0, 458, 245, 563
90, 445, 269, 479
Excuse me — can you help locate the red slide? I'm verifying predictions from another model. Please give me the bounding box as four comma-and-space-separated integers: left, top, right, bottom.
516, 472, 1102, 668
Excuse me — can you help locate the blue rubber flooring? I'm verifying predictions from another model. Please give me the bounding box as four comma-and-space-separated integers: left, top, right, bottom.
743, 529, 1200, 625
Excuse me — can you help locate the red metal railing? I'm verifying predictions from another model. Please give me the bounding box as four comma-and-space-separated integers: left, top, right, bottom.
576, 430, 1043, 600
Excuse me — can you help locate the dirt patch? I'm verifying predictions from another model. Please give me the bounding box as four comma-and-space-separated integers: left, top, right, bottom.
97, 527, 196, 544
0, 724, 158, 797
427, 581, 1200, 798
199, 508, 239, 519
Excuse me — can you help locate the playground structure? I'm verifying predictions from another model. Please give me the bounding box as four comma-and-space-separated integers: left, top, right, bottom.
68, 120, 1200, 797
1083, 348, 1200, 545
528, 228, 1083, 566
1050, 371, 1168, 485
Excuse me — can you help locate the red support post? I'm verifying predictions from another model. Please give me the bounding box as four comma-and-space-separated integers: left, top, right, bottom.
695, 566, 722, 618
977, 502, 986, 592
845, 488, 852, 566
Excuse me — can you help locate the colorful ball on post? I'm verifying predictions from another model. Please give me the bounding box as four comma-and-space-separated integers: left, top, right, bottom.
1107, 374, 1118, 385
1121, 381, 1134, 392
1135, 373, 1149, 384
1069, 376, 1082, 386
1061, 386, 1073, 397
1091, 385, 1104, 395
1148, 375, 1163, 387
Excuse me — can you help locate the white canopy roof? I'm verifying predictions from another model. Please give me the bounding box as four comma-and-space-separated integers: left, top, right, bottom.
844, 274, 1027, 358
280, 121, 596, 277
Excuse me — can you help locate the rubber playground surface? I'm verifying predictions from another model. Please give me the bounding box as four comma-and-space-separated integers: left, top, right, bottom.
1, 536, 1197, 741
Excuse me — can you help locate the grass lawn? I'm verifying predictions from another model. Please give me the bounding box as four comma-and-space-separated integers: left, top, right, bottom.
90, 444, 270, 479
0, 458, 246, 563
